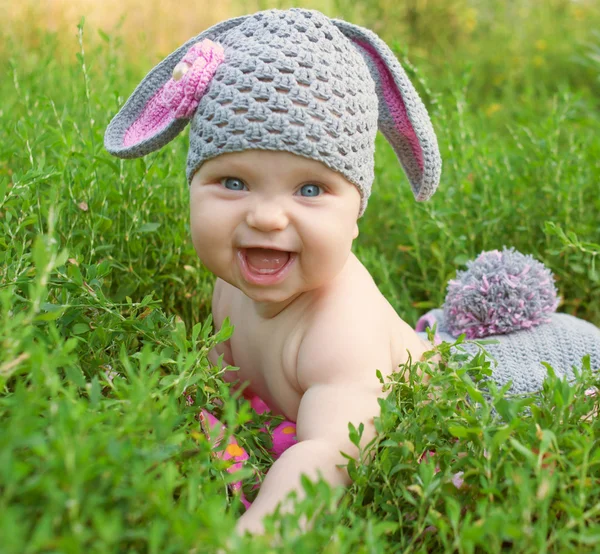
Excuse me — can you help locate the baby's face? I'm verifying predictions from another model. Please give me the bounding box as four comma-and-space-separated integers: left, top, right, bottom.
189, 150, 361, 304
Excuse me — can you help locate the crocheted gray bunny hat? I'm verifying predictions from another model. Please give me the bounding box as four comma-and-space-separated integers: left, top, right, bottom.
104, 8, 442, 215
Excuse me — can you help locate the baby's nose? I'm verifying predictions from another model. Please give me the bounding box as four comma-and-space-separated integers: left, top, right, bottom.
246, 199, 289, 232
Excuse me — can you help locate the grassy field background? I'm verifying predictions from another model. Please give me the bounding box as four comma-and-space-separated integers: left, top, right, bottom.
1, 0, 600, 552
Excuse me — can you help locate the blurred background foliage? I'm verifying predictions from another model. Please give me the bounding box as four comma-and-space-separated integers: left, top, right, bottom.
3, 0, 600, 108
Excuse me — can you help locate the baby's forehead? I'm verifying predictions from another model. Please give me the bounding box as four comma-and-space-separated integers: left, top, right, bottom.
201, 149, 356, 186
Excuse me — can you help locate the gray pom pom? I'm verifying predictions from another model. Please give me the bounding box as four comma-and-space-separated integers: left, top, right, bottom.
443, 248, 559, 338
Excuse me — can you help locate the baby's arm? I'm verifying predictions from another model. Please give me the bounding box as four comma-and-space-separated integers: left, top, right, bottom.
235, 330, 386, 535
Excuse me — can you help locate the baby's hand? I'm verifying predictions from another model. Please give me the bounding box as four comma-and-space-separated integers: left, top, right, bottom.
235, 510, 266, 536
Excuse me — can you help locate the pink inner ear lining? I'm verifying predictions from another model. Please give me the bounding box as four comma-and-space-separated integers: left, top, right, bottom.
123, 84, 173, 148
353, 39, 424, 172
122, 39, 225, 149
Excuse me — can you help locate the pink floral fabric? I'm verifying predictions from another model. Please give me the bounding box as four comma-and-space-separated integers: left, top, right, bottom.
200, 395, 297, 510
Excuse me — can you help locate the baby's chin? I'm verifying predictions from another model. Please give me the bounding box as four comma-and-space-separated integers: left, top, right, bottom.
235, 282, 305, 306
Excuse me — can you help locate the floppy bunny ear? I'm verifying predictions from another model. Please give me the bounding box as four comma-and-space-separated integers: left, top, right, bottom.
104, 17, 247, 159
331, 19, 441, 200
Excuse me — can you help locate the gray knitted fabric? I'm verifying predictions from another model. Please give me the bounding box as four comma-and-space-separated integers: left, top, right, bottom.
417, 309, 600, 395
104, 8, 442, 215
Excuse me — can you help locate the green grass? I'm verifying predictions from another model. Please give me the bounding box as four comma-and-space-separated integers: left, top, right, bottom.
1, 1, 600, 552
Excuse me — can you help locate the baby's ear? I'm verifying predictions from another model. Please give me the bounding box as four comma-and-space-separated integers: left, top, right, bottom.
104, 17, 247, 159
332, 19, 441, 201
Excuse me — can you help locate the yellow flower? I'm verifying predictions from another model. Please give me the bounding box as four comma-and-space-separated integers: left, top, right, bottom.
226, 443, 245, 457
485, 103, 502, 116
535, 40, 547, 51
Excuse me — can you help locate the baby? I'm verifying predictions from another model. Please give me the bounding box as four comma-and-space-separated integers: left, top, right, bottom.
105, 7, 600, 537
105, 7, 442, 534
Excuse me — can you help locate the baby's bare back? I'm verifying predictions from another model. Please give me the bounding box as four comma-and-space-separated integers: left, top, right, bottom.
211, 253, 431, 422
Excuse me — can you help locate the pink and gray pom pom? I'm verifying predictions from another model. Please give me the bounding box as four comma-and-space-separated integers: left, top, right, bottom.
443, 248, 559, 339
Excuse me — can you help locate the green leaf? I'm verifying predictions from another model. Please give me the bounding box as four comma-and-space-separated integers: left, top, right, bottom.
98, 29, 110, 43
448, 425, 468, 438
136, 222, 161, 233
509, 438, 538, 467
68, 263, 83, 285
89, 376, 101, 408
32, 236, 49, 274
72, 323, 89, 335
216, 317, 234, 342
35, 303, 66, 321
65, 365, 86, 388
348, 422, 364, 448
55, 248, 69, 268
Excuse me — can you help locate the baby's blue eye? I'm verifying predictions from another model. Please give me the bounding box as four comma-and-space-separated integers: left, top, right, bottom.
299, 184, 322, 197
222, 177, 247, 191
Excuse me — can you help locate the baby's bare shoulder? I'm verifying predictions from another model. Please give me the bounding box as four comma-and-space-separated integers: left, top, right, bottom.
296, 255, 434, 389
311, 255, 399, 332
297, 269, 396, 390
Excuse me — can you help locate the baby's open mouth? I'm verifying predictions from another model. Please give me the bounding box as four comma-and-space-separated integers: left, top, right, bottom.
237, 248, 296, 286
244, 248, 291, 274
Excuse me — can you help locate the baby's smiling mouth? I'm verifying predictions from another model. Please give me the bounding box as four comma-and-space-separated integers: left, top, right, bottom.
244, 248, 291, 274
236, 247, 296, 286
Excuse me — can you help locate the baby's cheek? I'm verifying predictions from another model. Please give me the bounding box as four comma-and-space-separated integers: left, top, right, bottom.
190, 209, 224, 263
192, 228, 223, 264
189, 212, 207, 256
307, 225, 354, 278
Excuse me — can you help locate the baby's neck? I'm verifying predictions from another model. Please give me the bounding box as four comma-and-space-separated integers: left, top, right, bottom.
250, 292, 305, 320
